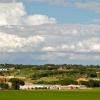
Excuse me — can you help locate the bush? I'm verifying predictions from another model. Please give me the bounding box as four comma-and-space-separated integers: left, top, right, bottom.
0, 83, 9, 90
80, 80, 100, 87
9, 78, 25, 90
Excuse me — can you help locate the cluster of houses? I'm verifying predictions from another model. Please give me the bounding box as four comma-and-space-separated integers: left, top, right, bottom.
1, 66, 100, 90
0, 67, 89, 90
20, 83, 87, 90
19, 75, 88, 90
0, 68, 8, 72
0, 75, 87, 90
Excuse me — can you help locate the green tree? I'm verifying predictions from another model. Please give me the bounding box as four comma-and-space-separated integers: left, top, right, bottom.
9, 78, 25, 90
80, 80, 100, 87
87, 71, 97, 78
0, 83, 9, 90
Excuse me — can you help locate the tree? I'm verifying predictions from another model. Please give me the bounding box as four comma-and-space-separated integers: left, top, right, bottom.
80, 80, 100, 87
80, 81, 89, 86
0, 83, 9, 90
58, 78, 78, 85
88, 80, 100, 87
9, 78, 25, 90
87, 71, 97, 78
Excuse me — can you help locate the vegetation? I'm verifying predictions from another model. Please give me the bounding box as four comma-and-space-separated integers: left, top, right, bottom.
0, 90, 100, 100
9, 78, 25, 90
80, 80, 100, 87
0, 83, 9, 90
0, 64, 100, 88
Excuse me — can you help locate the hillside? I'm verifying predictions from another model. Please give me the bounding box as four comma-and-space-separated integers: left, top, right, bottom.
0, 64, 100, 85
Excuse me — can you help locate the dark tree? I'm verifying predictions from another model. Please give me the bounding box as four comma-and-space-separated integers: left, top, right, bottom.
9, 78, 25, 90
0, 83, 9, 90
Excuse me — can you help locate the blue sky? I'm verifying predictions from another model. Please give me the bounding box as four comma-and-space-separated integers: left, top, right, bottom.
0, 0, 100, 65
24, 0, 100, 24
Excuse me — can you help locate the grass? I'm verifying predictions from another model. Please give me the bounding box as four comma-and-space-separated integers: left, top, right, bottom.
0, 89, 100, 100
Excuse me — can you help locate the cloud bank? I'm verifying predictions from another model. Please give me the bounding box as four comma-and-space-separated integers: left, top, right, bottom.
0, 1, 100, 64
75, 2, 100, 13
0, 2, 56, 25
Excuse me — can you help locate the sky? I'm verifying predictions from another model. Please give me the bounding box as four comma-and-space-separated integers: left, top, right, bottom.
0, 0, 100, 65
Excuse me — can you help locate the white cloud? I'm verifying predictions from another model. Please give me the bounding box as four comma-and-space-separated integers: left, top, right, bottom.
42, 37, 100, 53
1, 24, 100, 37
12, 24, 98, 36
0, 23, 100, 53
42, 46, 55, 51
0, 0, 15, 3
42, 44, 75, 52
75, 2, 100, 13
0, 32, 44, 52
25, 15, 56, 25
69, 53, 100, 61
0, 2, 26, 25
77, 37, 100, 52
0, 2, 56, 25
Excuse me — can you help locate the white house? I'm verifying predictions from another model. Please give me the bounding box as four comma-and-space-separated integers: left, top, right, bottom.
66, 84, 87, 89
20, 84, 62, 90
0, 68, 8, 72
20, 84, 50, 90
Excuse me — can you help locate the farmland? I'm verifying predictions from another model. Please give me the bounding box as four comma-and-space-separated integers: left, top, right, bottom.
0, 89, 100, 100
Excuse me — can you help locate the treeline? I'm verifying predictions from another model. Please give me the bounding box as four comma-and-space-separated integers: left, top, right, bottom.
31, 69, 97, 80
36, 78, 78, 85
0, 78, 24, 90
31, 70, 68, 80
0, 64, 100, 69
36, 79, 100, 88
80, 80, 100, 87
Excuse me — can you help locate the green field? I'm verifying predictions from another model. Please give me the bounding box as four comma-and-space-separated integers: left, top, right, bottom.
0, 89, 100, 100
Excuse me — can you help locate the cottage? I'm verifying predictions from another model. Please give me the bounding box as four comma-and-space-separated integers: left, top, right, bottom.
20, 84, 50, 90
66, 84, 87, 89
0, 68, 8, 72
20, 83, 62, 90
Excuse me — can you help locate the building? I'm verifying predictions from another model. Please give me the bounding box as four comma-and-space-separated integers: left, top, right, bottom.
20, 84, 50, 90
77, 77, 89, 84
20, 83, 62, 90
66, 84, 87, 89
0, 68, 8, 72
90, 78, 100, 81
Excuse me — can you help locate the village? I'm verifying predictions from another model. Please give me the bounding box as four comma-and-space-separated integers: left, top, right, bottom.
0, 75, 87, 90
0, 64, 100, 90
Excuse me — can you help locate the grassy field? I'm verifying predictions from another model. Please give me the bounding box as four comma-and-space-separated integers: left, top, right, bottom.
0, 89, 100, 100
